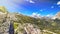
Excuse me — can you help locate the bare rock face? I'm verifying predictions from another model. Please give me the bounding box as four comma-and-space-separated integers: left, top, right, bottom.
0, 12, 9, 34
15, 23, 42, 34
0, 12, 17, 34
52, 11, 60, 19
23, 23, 42, 34
56, 12, 60, 19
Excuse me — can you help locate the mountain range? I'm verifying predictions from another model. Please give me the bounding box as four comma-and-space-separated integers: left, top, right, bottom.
0, 6, 60, 34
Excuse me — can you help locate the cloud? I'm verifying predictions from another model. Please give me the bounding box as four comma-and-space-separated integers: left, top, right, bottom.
26, 0, 35, 3
40, 9, 46, 12
57, 1, 60, 5
40, 9, 43, 12
31, 12, 41, 18
46, 14, 50, 17
51, 6, 54, 8
46, 14, 54, 17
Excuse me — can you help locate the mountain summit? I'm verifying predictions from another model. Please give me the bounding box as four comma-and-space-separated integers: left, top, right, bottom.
56, 11, 60, 18
52, 11, 60, 19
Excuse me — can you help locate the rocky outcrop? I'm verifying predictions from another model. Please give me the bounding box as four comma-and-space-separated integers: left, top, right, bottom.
0, 6, 17, 34
52, 11, 60, 19
23, 23, 42, 34
14, 23, 42, 34
55, 12, 60, 19
0, 12, 9, 34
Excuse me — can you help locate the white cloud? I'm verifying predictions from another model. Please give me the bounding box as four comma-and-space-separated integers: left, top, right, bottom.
57, 1, 60, 5
40, 9, 46, 12
26, 0, 35, 3
31, 12, 41, 18
52, 16, 57, 19
29, 0, 35, 3
51, 6, 54, 8
40, 9, 43, 12
46, 14, 50, 17
46, 14, 54, 17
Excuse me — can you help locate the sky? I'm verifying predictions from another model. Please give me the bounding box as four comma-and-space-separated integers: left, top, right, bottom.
0, 0, 60, 16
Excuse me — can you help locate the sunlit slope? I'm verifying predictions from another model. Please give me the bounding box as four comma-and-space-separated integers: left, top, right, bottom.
0, 6, 8, 13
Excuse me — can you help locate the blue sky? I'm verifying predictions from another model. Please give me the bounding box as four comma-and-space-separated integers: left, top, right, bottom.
0, 0, 60, 16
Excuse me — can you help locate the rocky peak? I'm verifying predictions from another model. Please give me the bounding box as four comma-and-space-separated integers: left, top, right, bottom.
52, 11, 60, 19
56, 11, 60, 17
